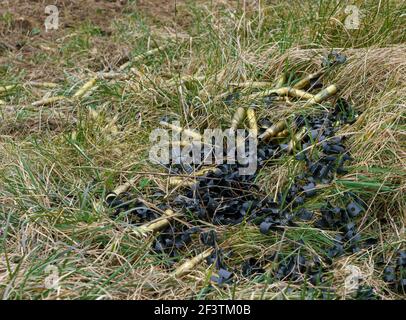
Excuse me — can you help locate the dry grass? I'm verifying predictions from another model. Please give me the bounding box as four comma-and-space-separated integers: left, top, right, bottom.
0, 0, 405, 300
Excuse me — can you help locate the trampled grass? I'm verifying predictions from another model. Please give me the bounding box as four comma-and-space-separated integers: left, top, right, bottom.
0, 0, 405, 300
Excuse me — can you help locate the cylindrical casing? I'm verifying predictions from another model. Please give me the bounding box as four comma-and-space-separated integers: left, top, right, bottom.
275, 73, 286, 88
293, 70, 324, 90
173, 248, 214, 277
258, 120, 287, 140
160, 121, 202, 140
287, 127, 308, 153
246, 108, 258, 137
230, 107, 246, 130
138, 209, 176, 234
304, 84, 338, 106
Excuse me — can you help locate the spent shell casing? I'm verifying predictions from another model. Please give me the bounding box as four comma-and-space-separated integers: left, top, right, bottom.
73, 77, 98, 99
27, 81, 58, 89
230, 107, 246, 130
105, 192, 118, 204
287, 87, 314, 100
293, 70, 324, 90
258, 120, 287, 140
169, 166, 218, 187
0, 85, 15, 93
105, 177, 138, 203
287, 126, 308, 153
246, 107, 258, 137
169, 177, 195, 187
160, 121, 202, 140
173, 248, 214, 277
275, 73, 287, 88
138, 209, 176, 234
276, 129, 289, 138
31, 95, 66, 106
304, 84, 338, 106
248, 87, 314, 101
229, 81, 272, 89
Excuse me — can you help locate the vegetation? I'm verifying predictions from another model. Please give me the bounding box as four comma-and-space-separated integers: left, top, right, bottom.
0, 0, 404, 299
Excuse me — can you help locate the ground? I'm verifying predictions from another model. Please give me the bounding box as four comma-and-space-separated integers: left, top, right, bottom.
0, 0, 405, 299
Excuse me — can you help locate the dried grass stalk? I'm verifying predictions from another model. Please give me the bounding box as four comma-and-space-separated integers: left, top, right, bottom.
166, 75, 205, 86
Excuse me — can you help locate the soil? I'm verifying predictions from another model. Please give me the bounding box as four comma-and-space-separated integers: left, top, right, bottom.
0, 0, 127, 39
0, 0, 129, 79
0, 0, 196, 80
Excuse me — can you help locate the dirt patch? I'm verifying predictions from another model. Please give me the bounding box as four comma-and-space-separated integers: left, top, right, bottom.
135, 0, 177, 18
134, 0, 195, 29
0, 0, 127, 39
0, 0, 130, 80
